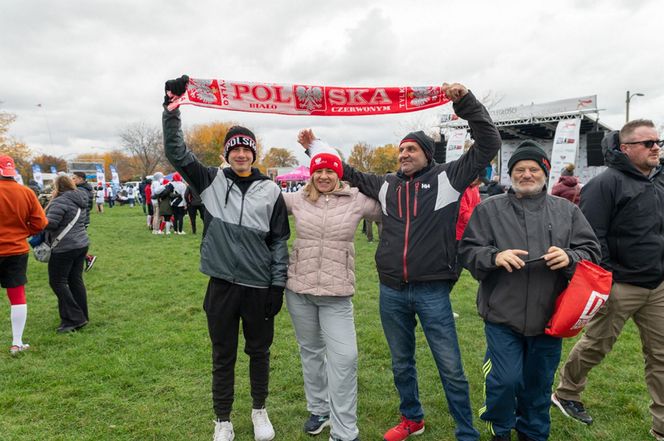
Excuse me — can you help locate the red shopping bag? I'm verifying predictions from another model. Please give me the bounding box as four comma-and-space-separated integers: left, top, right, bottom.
545, 260, 613, 338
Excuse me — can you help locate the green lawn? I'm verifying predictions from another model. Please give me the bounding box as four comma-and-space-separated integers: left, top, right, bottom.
0, 205, 654, 440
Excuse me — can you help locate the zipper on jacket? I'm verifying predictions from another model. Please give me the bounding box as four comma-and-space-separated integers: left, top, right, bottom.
317, 194, 329, 291
239, 193, 246, 226
403, 179, 411, 282
397, 184, 403, 218
414, 181, 420, 217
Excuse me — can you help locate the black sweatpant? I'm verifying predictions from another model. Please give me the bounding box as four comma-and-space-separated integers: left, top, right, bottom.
204, 277, 273, 420
187, 205, 204, 234
48, 246, 89, 326
172, 206, 186, 233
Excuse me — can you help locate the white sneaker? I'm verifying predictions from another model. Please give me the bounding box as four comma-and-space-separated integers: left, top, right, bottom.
251, 408, 275, 441
213, 420, 234, 441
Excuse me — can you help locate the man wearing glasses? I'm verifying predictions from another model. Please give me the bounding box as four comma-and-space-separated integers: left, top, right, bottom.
552, 119, 664, 441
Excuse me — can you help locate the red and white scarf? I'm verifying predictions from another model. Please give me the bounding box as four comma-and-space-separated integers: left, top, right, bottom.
167, 78, 451, 116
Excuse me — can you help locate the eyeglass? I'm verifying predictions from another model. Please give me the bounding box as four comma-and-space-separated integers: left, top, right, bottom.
622, 140, 664, 149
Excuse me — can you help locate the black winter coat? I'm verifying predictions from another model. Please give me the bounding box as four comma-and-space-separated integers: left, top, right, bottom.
580, 131, 664, 289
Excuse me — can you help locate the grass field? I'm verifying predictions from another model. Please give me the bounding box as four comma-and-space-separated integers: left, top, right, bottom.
0, 205, 656, 440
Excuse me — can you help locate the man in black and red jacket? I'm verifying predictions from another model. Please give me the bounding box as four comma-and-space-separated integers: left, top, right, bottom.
337, 83, 501, 441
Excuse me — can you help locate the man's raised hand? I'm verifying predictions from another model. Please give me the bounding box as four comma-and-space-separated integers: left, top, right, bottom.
442, 82, 469, 103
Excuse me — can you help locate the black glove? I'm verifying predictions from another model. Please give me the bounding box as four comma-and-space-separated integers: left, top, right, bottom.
164, 75, 190, 105
265, 285, 285, 319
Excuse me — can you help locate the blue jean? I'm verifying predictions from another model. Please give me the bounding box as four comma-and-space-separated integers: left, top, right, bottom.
380, 281, 479, 441
482, 322, 562, 441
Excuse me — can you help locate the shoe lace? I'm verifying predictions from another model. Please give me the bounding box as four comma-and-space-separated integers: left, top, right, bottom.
570, 400, 586, 413
253, 409, 270, 426
214, 421, 232, 436
398, 416, 417, 433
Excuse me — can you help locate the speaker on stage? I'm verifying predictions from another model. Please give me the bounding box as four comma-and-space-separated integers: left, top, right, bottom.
434, 140, 447, 163
586, 131, 605, 166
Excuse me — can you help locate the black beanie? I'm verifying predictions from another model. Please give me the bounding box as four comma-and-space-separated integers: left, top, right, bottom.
507, 140, 550, 177
400, 131, 434, 163
223, 126, 257, 163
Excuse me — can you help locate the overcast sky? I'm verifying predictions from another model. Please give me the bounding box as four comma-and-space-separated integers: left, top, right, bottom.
2, 0, 663, 167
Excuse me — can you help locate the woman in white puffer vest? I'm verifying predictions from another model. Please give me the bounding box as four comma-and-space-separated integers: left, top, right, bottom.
282, 130, 380, 441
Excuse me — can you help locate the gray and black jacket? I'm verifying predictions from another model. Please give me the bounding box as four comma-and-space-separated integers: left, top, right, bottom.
45, 189, 90, 253
580, 131, 664, 289
341, 91, 502, 289
75, 181, 94, 226
459, 190, 601, 336
162, 107, 290, 288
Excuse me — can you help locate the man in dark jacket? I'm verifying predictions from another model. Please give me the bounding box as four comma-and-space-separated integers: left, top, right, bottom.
163, 75, 289, 441
553, 120, 664, 440
328, 83, 501, 441
71, 172, 97, 272
459, 141, 600, 441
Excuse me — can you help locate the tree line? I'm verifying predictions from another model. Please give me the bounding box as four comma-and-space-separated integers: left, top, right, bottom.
1, 110, 400, 182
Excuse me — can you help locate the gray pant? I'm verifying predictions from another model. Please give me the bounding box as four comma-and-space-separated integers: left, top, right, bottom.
286, 290, 359, 441
556, 280, 664, 433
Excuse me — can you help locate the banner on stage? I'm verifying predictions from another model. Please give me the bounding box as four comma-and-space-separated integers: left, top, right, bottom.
168, 78, 451, 116
548, 118, 581, 190
445, 129, 467, 163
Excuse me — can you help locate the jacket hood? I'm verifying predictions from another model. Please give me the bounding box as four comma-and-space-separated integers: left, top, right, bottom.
62, 188, 89, 209
557, 175, 579, 187
77, 181, 93, 191
603, 130, 662, 179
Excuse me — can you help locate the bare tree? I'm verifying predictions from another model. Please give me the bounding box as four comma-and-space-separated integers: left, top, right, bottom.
119, 122, 165, 177
479, 90, 505, 111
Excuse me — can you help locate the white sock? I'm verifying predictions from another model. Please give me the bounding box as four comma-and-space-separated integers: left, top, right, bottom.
165, 222, 171, 234
10, 304, 27, 346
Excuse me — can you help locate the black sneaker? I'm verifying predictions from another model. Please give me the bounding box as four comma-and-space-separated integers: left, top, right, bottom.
303, 413, 330, 435
551, 393, 593, 425
491, 434, 511, 441
85, 255, 97, 272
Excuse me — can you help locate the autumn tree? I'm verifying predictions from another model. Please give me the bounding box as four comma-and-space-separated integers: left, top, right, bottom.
119, 122, 165, 177
0, 109, 33, 178
185, 122, 232, 167
348, 142, 374, 172
262, 147, 298, 168
185, 121, 267, 169
0, 110, 16, 145
369, 144, 399, 174
32, 154, 67, 173
0, 141, 32, 179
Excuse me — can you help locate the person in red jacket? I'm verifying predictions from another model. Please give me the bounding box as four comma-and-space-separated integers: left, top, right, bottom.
456, 172, 485, 241
551, 164, 581, 205
0, 156, 47, 355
